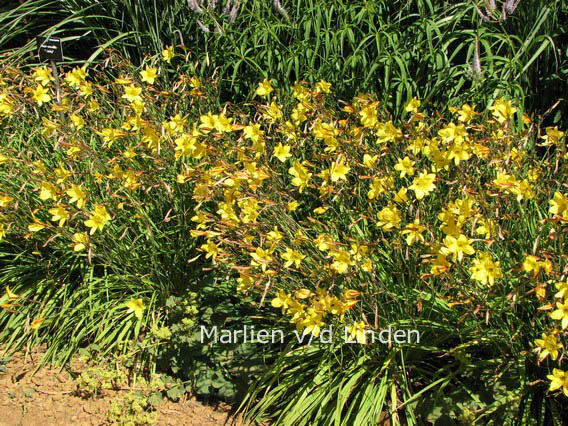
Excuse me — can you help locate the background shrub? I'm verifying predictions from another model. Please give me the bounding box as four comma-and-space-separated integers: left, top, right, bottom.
1, 0, 566, 126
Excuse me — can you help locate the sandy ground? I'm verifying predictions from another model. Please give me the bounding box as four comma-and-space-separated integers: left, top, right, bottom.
0, 345, 235, 426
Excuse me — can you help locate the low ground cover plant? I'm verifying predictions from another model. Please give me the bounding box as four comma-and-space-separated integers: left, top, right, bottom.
0, 49, 567, 423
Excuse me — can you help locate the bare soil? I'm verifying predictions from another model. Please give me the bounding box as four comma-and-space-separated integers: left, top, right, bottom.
0, 345, 234, 426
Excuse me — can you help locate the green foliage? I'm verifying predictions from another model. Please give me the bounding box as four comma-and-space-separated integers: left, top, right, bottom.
76, 365, 128, 397
2, 1, 566, 125
0, 356, 9, 373
0, 59, 217, 368
238, 336, 528, 425
106, 388, 159, 426
156, 275, 279, 402
0, 35, 566, 424
73, 355, 187, 424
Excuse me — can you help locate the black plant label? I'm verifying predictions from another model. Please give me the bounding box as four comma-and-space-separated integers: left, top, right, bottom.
37, 37, 63, 62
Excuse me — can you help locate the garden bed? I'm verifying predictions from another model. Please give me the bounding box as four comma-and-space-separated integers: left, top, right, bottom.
0, 345, 233, 426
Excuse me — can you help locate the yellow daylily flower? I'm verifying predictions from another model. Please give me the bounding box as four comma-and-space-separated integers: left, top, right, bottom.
140, 66, 158, 84
124, 299, 145, 320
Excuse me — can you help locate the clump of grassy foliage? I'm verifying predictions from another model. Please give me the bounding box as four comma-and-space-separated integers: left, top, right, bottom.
1, 50, 567, 423
0, 51, 281, 402
0, 51, 220, 369
179, 79, 565, 422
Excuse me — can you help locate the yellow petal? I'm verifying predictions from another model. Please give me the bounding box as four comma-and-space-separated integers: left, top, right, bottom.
31, 317, 45, 329
6, 286, 20, 300
124, 298, 145, 319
